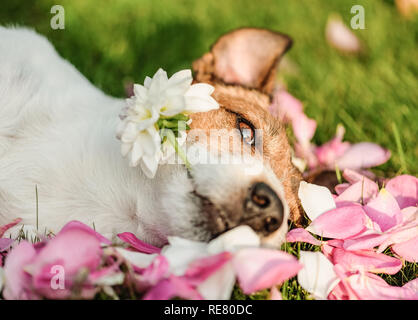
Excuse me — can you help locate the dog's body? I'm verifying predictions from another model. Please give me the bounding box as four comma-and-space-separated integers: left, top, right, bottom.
0, 27, 302, 247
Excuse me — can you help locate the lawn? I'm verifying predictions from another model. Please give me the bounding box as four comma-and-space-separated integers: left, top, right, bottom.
1, 0, 416, 175
0, 0, 417, 300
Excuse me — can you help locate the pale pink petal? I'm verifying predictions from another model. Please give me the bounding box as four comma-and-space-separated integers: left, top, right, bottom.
335, 179, 379, 206
292, 113, 317, 146
61, 220, 111, 245
391, 236, 418, 262
402, 206, 418, 221
140, 255, 170, 285
270, 286, 283, 300
345, 272, 418, 300
286, 228, 322, 246
26, 227, 102, 279
315, 126, 350, 168
364, 188, 403, 232
342, 169, 369, 184
336, 142, 391, 170
335, 183, 350, 195
307, 205, 368, 239
3, 241, 37, 300
332, 248, 402, 275
143, 275, 202, 300
0, 238, 14, 251
386, 175, 418, 209
269, 89, 303, 122
402, 278, 418, 292
233, 248, 302, 294
326, 15, 362, 53
117, 232, 161, 254
343, 233, 390, 251
377, 219, 418, 253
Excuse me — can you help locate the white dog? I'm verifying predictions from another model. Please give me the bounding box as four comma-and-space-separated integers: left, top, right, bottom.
0, 26, 303, 247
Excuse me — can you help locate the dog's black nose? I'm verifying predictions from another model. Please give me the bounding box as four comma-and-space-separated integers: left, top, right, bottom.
243, 182, 284, 236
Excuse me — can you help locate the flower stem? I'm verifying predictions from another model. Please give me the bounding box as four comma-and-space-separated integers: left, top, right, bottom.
164, 129, 191, 170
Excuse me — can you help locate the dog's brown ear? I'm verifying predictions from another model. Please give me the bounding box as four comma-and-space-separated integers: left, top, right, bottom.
193, 28, 292, 95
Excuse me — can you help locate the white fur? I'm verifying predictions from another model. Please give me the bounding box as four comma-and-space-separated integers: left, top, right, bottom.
0, 27, 288, 246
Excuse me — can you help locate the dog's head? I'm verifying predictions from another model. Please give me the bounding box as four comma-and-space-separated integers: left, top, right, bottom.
137, 28, 303, 247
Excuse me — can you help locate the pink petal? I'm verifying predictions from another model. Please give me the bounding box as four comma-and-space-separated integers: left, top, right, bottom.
286, 228, 322, 246
391, 236, 418, 262
307, 205, 368, 239
364, 189, 403, 232
0, 238, 14, 251
335, 183, 350, 195
332, 248, 402, 275
233, 248, 302, 294
270, 286, 283, 300
184, 252, 232, 286
402, 206, 418, 221
315, 127, 351, 168
342, 169, 369, 184
141, 255, 170, 285
292, 113, 317, 145
3, 241, 37, 300
343, 233, 390, 251
269, 89, 303, 122
143, 275, 202, 300
0, 218, 22, 237
117, 232, 161, 254
377, 219, 418, 253
386, 175, 418, 209
344, 272, 418, 300
328, 281, 350, 300
336, 142, 391, 170
335, 179, 379, 206
326, 15, 362, 53
26, 227, 102, 279
60, 220, 111, 245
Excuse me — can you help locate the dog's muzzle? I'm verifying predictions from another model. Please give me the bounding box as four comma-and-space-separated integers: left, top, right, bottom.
201, 181, 285, 238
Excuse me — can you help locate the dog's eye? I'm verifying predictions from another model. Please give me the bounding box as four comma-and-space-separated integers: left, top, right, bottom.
238, 119, 255, 146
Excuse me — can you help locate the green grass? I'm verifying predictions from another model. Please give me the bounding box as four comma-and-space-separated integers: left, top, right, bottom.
0, 0, 416, 175
0, 0, 417, 300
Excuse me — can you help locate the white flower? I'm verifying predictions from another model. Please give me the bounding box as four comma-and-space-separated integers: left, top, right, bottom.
117, 68, 219, 178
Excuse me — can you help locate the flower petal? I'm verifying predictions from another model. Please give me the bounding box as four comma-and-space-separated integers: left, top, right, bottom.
297, 251, 339, 300
307, 205, 368, 239
117, 232, 161, 254
184, 252, 232, 286
363, 188, 403, 232
386, 175, 418, 209
3, 241, 37, 300
207, 225, 260, 254
286, 228, 322, 246
143, 275, 202, 300
60, 220, 111, 245
196, 262, 236, 300
336, 142, 391, 170
332, 248, 402, 275
184, 83, 219, 114
335, 179, 379, 206
233, 248, 302, 294
298, 181, 336, 221
391, 236, 418, 263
